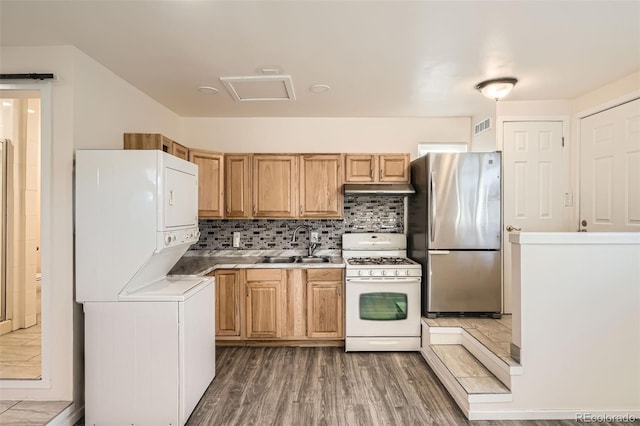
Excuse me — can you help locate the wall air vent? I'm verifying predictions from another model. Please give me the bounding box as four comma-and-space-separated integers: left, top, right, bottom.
220, 75, 296, 101
474, 117, 492, 136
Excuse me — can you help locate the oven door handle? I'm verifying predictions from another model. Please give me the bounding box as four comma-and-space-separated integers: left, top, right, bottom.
346, 278, 421, 284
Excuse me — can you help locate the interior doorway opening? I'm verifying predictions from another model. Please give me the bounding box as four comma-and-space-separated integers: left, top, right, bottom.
0, 91, 42, 380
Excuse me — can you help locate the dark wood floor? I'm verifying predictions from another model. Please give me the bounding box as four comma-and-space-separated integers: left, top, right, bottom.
186, 347, 617, 426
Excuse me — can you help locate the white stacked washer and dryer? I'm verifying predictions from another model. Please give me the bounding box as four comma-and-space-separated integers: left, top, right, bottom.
75, 150, 215, 425
342, 233, 422, 352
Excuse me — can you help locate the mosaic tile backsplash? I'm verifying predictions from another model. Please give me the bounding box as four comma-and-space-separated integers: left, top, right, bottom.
192, 196, 405, 250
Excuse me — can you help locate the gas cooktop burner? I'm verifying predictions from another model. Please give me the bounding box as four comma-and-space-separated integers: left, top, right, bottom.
347, 256, 415, 266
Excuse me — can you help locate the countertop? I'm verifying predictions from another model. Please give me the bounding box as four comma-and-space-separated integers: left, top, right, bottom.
169, 249, 345, 277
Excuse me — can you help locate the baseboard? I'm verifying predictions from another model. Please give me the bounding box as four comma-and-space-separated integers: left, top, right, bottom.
468, 409, 640, 421
0, 319, 12, 336
48, 402, 84, 426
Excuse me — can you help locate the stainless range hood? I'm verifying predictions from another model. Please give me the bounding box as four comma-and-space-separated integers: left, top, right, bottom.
343, 183, 415, 196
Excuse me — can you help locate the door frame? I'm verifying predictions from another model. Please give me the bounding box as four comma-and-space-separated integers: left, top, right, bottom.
0, 83, 52, 389
497, 115, 572, 313
573, 90, 640, 231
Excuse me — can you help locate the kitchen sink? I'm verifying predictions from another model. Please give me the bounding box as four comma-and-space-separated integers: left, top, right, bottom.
259, 256, 297, 263
296, 256, 330, 263
259, 256, 331, 264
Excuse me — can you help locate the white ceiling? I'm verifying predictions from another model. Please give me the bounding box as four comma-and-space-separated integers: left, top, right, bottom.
1, 1, 638, 118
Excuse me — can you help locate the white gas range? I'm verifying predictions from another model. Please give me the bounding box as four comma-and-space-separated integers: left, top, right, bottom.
342, 233, 422, 352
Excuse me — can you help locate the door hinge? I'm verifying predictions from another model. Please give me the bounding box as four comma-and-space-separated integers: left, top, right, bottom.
562, 137, 565, 147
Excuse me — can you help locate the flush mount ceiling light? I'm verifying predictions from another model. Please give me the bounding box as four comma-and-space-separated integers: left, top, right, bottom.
197, 86, 219, 95
476, 78, 518, 101
309, 84, 331, 94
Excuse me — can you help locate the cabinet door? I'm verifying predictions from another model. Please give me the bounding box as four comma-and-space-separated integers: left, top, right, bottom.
307, 269, 344, 339
224, 154, 251, 218
344, 154, 377, 183
172, 142, 189, 160
252, 154, 297, 218
189, 150, 224, 218
123, 133, 173, 153
379, 154, 410, 182
284, 269, 307, 338
245, 269, 283, 338
300, 154, 343, 218
214, 270, 241, 337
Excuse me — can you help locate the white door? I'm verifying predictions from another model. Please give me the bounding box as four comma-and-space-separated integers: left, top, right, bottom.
579, 98, 640, 232
503, 121, 568, 313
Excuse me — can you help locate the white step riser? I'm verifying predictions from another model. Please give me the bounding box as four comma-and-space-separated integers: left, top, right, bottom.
422, 319, 522, 390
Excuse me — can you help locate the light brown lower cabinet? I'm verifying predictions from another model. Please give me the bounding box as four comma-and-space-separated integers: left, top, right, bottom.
306, 269, 344, 338
215, 267, 344, 343
245, 269, 283, 339
213, 270, 242, 337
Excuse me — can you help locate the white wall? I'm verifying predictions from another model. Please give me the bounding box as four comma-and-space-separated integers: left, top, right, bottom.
0, 46, 182, 411
572, 70, 640, 114
72, 50, 182, 149
183, 117, 470, 159
470, 103, 497, 152
487, 232, 640, 418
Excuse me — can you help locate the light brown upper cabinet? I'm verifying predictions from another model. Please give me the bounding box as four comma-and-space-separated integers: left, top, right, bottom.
379, 154, 410, 182
344, 153, 410, 183
171, 141, 189, 161
252, 154, 298, 218
123, 133, 174, 153
344, 154, 377, 183
224, 154, 251, 218
189, 149, 224, 218
299, 154, 343, 218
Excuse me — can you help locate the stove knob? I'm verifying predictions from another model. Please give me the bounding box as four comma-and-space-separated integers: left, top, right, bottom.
359, 270, 364, 276
382, 270, 387, 276
404, 270, 410, 276
394, 270, 400, 276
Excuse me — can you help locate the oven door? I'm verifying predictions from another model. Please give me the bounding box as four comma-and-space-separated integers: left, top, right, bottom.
345, 277, 421, 337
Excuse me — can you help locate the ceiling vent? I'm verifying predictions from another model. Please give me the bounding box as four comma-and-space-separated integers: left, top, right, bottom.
474, 117, 492, 136
220, 75, 296, 101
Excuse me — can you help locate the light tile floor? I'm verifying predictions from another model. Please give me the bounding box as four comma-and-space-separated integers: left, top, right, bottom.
424, 314, 515, 363
0, 400, 71, 426
0, 323, 41, 379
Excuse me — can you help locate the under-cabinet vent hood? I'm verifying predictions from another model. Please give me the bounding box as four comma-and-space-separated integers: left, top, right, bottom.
343, 183, 415, 196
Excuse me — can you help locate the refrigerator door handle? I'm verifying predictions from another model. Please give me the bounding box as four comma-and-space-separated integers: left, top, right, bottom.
428, 250, 450, 255
430, 172, 436, 243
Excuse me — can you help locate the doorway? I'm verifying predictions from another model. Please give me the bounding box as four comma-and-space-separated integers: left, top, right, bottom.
501, 120, 570, 313
0, 91, 42, 380
579, 98, 640, 232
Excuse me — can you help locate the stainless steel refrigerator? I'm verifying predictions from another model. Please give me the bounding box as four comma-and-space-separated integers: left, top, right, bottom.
408, 152, 501, 317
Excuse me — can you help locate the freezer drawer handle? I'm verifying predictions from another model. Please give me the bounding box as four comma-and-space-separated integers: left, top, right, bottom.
428, 250, 450, 255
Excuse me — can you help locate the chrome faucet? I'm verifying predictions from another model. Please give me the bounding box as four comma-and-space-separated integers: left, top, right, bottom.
291, 225, 320, 257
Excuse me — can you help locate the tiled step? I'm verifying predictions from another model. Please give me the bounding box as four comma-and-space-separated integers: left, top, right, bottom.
421, 318, 522, 389
421, 343, 512, 415
431, 345, 510, 395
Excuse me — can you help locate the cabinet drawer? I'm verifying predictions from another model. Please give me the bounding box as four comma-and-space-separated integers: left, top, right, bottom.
306, 269, 343, 282
246, 269, 283, 282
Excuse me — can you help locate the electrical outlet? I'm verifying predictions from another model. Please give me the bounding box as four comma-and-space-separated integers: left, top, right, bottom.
232, 232, 241, 248
310, 231, 319, 243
